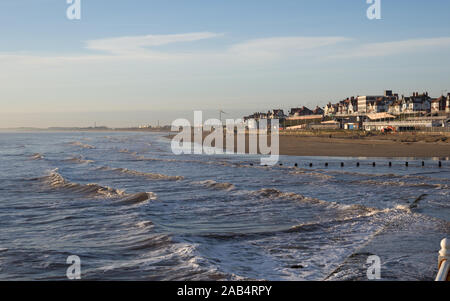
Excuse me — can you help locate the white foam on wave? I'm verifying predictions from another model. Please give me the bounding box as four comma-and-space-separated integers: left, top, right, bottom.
289, 169, 334, 180
116, 192, 157, 205
96, 166, 184, 181
191, 180, 235, 191
64, 156, 94, 164
136, 221, 154, 228
89, 239, 235, 280
41, 169, 126, 198
69, 141, 95, 149
30, 153, 44, 160
37, 169, 160, 206
351, 179, 448, 189
249, 188, 330, 207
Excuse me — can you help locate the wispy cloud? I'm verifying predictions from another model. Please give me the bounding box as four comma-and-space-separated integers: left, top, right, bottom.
83, 34, 349, 61
330, 37, 450, 59
83, 34, 350, 62
4, 34, 450, 65
229, 36, 350, 59
85, 32, 222, 56
0, 33, 351, 64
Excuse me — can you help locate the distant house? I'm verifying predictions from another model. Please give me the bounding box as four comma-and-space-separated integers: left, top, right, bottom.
312, 106, 324, 115
357, 96, 382, 113
431, 95, 449, 114
289, 106, 313, 117
448, 94, 450, 113
358, 91, 399, 114
402, 98, 421, 113
348, 98, 358, 114
336, 97, 358, 115
324, 103, 338, 116
388, 100, 402, 115
243, 112, 268, 122
402, 92, 431, 113
268, 109, 286, 119
366, 97, 389, 113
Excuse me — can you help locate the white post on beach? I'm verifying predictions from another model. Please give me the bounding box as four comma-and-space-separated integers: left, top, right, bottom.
435, 238, 450, 281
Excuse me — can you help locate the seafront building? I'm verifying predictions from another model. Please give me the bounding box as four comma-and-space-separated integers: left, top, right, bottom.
242, 90, 450, 132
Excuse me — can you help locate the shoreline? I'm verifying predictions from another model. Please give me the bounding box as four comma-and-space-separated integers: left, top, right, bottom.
166, 131, 450, 158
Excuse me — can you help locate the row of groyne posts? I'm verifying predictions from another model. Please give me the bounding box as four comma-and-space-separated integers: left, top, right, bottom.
262, 161, 445, 168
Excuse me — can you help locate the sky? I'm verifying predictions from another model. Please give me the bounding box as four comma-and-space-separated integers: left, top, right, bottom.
1, 0, 450, 128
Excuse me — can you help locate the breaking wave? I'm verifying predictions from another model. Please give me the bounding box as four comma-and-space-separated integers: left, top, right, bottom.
329, 170, 450, 182
131, 153, 179, 163
64, 156, 94, 164
30, 153, 44, 160
34, 169, 158, 205
96, 166, 184, 181
69, 141, 95, 149
247, 188, 415, 217
115, 192, 157, 205
192, 180, 235, 191
351, 179, 449, 190
130, 153, 250, 169
38, 169, 126, 197
249, 188, 328, 206
289, 169, 334, 180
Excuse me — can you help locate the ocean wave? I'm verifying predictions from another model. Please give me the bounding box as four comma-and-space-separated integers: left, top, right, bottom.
36, 169, 159, 205
248, 188, 415, 217
329, 170, 450, 182
96, 166, 184, 181
115, 192, 157, 205
351, 179, 449, 189
125, 234, 172, 251
136, 220, 154, 228
118, 148, 138, 155
325, 208, 450, 281
131, 153, 249, 168
38, 169, 126, 198
192, 180, 235, 191
132, 154, 179, 163
249, 188, 328, 206
30, 153, 44, 160
69, 141, 95, 149
89, 241, 235, 281
289, 169, 334, 180
64, 156, 94, 164
287, 204, 414, 236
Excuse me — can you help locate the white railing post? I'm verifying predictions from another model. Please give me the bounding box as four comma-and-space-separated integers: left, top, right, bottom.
436, 238, 450, 281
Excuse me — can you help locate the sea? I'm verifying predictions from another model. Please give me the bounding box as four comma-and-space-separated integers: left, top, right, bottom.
0, 131, 448, 280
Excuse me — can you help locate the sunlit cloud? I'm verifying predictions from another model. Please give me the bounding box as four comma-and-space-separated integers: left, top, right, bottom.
2, 35, 450, 66
85, 32, 222, 56
330, 37, 450, 59
0, 33, 352, 64
229, 36, 350, 59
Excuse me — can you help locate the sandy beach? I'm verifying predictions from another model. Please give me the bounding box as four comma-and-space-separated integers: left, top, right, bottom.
277, 135, 450, 158
167, 131, 450, 158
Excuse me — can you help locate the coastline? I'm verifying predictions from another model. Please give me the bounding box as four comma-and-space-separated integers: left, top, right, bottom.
166, 131, 450, 158
276, 135, 450, 158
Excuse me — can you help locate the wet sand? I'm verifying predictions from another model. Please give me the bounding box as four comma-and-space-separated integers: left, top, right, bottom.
277, 135, 450, 158
167, 131, 450, 158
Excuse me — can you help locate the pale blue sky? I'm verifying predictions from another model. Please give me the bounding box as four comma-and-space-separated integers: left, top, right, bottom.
1, 0, 450, 127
